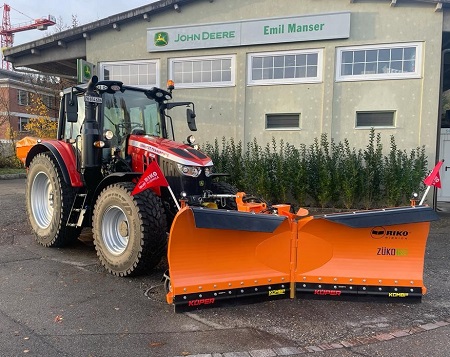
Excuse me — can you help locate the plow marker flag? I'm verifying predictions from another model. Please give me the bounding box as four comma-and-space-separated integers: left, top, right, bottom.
419, 160, 444, 205
132, 160, 180, 210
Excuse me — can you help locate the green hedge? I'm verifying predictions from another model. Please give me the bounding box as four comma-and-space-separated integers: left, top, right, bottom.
203, 129, 427, 209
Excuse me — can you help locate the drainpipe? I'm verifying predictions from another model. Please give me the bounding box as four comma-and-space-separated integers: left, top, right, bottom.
433, 49, 450, 209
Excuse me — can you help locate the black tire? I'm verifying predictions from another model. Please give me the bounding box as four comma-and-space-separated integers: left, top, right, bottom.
92, 182, 167, 277
211, 181, 239, 210
26, 152, 81, 247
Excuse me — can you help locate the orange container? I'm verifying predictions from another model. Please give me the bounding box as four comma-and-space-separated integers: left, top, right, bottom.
15, 136, 38, 164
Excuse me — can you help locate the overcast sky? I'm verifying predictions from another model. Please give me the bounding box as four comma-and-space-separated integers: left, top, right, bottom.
4, 0, 157, 46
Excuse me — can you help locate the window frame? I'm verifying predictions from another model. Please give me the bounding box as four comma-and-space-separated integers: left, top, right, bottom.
355, 110, 396, 129
265, 113, 301, 131
18, 117, 29, 132
17, 90, 30, 106
247, 49, 323, 86
169, 54, 236, 89
99, 60, 160, 88
336, 42, 422, 82
42, 95, 53, 109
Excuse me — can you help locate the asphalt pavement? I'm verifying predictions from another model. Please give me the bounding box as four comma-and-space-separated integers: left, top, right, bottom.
0, 177, 449, 357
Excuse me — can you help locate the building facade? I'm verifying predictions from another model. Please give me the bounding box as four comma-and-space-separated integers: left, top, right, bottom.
0, 69, 57, 142
84, 0, 444, 156
4, 0, 450, 198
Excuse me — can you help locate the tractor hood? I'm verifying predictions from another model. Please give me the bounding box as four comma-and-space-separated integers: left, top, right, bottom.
128, 135, 213, 167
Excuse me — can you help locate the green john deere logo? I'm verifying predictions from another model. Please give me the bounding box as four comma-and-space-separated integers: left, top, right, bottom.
83, 64, 91, 79
155, 32, 169, 47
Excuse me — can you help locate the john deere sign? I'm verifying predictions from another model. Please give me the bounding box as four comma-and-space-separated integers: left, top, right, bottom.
77, 59, 95, 84
147, 12, 350, 52
155, 32, 169, 46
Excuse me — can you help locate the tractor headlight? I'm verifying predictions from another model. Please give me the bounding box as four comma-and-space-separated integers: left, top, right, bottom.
177, 164, 201, 177
187, 135, 196, 145
104, 130, 114, 140
204, 166, 214, 177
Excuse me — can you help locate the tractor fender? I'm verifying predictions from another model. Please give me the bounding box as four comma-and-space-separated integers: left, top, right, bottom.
91, 172, 142, 207
25, 141, 83, 187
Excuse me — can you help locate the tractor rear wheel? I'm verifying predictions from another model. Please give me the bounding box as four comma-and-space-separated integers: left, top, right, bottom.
211, 181, 238, 210
26, 153, 81, 247
92, 182, 167, 276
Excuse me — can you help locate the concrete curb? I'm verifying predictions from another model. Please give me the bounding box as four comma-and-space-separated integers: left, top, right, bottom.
176, 318, 450, 357
0, 173, 26, 180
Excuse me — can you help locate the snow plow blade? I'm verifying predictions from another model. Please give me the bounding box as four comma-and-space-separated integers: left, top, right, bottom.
166, 205, 438, 311
166, 207, 294, 311
295, 206, 438, 299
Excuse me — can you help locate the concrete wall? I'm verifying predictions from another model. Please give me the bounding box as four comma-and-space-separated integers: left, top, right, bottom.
86, 0, 443, 160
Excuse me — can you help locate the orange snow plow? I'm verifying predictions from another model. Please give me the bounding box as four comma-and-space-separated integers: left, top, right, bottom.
166, 195, 438, 311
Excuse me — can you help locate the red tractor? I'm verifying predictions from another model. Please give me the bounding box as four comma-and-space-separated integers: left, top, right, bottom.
20, 76, 236, 277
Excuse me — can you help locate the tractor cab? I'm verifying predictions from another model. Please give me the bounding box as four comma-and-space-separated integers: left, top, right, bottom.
59, 79, 196, 156
57, 78, 202, 179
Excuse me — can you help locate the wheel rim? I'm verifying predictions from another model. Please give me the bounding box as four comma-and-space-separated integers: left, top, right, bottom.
31, 171, 54, 229
101, 205, 129, 256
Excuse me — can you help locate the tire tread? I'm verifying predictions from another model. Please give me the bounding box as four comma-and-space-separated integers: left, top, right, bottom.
93, 182, 167, 276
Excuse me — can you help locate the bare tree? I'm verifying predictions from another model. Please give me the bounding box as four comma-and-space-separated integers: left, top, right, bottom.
71, 14, 79, 28
44, 14, 81, 36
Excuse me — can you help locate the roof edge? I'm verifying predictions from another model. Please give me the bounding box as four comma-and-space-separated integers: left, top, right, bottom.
4, 0, 195, 56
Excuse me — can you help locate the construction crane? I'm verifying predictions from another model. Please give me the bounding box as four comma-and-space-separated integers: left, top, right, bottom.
0, 3, 56, 69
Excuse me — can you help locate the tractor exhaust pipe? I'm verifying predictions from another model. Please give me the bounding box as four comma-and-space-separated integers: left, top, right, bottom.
81, 75, 101, 169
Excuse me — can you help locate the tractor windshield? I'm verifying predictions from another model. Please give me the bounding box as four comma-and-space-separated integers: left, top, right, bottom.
102, 89, 162, 143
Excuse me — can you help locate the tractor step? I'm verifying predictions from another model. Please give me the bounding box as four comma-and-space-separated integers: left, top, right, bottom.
67, 193, 87, 228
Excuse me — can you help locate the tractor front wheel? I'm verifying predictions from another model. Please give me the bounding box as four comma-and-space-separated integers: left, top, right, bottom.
92, 182, 167, 276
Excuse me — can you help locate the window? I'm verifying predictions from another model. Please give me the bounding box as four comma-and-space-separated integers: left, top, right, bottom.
356, 111, 395, 128
18, 90, 30, 106
63, 95, 85, 140
337, 43, 422, 81
169, 55, 235, 88
248, 49, 322, 85
100, 60, 159, 87
266, 113, 300, 130
18, 117, 29, 132
42, 95, 53, 109
102, 90, 161, 142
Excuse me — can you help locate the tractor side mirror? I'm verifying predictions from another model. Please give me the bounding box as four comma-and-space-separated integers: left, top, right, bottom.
65, 94, 78, 123
186, 108, 197, 131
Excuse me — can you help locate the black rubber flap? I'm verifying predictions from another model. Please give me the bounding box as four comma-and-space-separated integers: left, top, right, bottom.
317, 205, 439, 228
191, 207, 286, 233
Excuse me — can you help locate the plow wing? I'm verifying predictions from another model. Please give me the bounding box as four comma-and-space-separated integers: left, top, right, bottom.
166, 205, 438, 311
